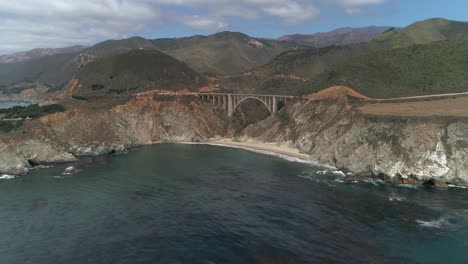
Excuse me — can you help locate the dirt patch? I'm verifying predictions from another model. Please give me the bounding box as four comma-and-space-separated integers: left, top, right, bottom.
307, 86, 371, 100
359, 96, 468, 117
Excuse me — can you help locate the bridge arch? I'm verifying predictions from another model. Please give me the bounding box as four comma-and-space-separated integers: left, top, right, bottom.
233, 96, 272, 115
196, 93, 294, 117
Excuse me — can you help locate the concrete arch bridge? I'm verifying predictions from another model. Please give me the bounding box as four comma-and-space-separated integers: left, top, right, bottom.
196, 93, 296, 117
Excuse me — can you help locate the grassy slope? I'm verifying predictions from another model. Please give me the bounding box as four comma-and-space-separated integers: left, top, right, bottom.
305, 38, 468, 98
279, 26, 391, 47
373, 18, 468, 48
252, 18, 468, 80
74, 50, 207, 97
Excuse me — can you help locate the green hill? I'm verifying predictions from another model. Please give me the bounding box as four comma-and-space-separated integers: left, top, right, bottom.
374, 18, 468, 48
0, 32, 298, 94
232, 18, 468, 95
152, 32, 300, 75
279, 26, 391, 47
303, 38, 468, 98
74, 50, 207, 97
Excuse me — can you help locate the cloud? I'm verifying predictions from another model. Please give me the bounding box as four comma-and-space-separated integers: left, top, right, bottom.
0, 0, 160, 54
0, 0, 390, 54
155, 0, 320, 25
182, 16, 228, 31
331, 0, 389, 14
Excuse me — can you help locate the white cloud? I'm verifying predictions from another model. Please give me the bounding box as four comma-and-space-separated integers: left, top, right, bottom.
182, 16, 228, 31
331, 0, 389, 15
0, 0, 390, 54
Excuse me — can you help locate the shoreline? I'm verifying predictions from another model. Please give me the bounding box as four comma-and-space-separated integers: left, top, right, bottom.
181, 138, 337, 169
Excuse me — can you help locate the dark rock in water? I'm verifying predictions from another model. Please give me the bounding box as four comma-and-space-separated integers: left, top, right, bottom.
424, 178, 449, 189
434, 180, 449, 189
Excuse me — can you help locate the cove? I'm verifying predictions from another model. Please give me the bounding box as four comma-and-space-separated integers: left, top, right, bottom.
0, 144, 467, 263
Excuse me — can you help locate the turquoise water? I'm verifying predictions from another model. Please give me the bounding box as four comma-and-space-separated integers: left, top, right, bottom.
0, 144, 467, 263
0, 101, 30, 109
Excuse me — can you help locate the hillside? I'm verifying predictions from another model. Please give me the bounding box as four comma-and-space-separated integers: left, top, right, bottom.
0, 32, 298, 94
73, 50, 207, 97
152, 32, 300, 75
0, 52, 79, 93
230, 18, 468, 95
0, 45, 86, 64
374, 18, 468, 48
305, 38, 468, 98
279, 26, 391, 47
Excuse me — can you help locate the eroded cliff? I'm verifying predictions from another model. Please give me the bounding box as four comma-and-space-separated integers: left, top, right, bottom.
0, 95, 230, 175
238, 98, 468, 186
1, 94, 467, 187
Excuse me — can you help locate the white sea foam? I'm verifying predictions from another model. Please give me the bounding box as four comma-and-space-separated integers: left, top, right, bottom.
448, 185, 468, 189
363, 178, 386, 186
397, 184, 419, 189
416, 217, 452, 229
388, 196, 405, 202
0, 174, 16, 180
332, 170, 346, 177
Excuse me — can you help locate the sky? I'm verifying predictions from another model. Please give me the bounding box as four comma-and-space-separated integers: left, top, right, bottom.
0, 0, 466, 54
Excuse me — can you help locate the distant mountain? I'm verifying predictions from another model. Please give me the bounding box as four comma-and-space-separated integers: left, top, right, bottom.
228, 18, 468, 95
0, 32, 299, 93
0, 45, 87, 64
279, 26, 392, 47
374, 18, 468, 48
74, 50, 207, 97
151, 32, 300, 75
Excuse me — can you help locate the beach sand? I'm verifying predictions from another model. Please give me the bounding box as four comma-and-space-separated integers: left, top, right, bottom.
207, 138, 314, 162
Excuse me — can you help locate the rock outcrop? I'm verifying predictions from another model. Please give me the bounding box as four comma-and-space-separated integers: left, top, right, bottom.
238, 98, 468, 185
1, 94, 467, 186
0, 95, 230, 175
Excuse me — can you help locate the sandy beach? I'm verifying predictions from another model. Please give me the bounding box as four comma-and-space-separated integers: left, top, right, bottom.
207, 138, 315, 163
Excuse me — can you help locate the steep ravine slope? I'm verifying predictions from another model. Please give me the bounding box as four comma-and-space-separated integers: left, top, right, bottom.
238, 98, 468, 186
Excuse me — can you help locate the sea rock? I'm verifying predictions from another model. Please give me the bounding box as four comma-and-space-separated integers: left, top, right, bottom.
64, 166, 77, 174
0, 142, 30, 175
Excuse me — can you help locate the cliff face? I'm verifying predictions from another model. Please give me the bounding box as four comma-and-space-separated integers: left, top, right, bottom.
1, 95, 467, 186
0, 96, 230, 175
239, 98, 468, 185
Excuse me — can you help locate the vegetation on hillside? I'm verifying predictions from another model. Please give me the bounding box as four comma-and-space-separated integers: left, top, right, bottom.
250, 18, 468, 80
279, 26, 391, 47
0, 104, 66, 119
374, 18, 468, 48
74, 50, 207, 96
304, 38, 468, 98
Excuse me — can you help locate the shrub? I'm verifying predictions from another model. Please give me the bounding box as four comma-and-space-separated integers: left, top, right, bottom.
72, 94, 88, 101
0, 120, 15, 133
1, 104, 66, 119
91, 84, 105, 90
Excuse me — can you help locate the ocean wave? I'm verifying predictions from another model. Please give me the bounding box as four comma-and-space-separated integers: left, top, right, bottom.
397, 184, 419, 189
388, 196, 405, 202
363, 178, 386, 186
448, 185, 468, 189
416, 217, 453, 229
0, 174, 16, 180
332, 170, 346, 177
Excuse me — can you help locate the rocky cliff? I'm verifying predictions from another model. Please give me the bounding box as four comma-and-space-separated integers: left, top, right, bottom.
1, 94, 467, 187
238, 98, 468, 186
0, 95, 230, 175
